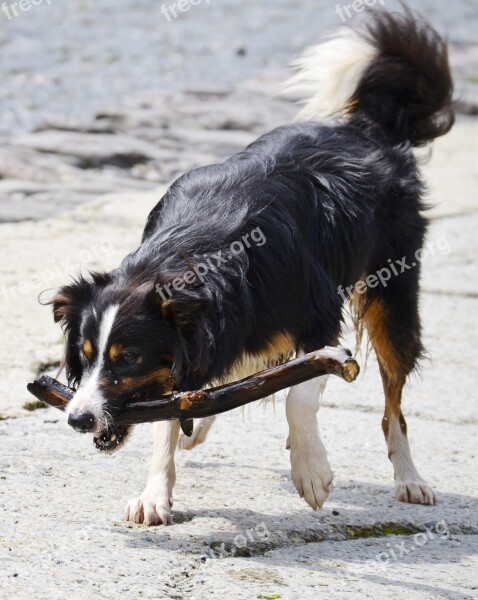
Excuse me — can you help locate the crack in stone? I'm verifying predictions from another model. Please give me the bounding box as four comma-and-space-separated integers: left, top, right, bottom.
429, 209, 478, 222
199, 521, 478, 559
423, 289, 478, 298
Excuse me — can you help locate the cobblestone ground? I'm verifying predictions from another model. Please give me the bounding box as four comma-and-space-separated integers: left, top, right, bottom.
1, 2, 478, 598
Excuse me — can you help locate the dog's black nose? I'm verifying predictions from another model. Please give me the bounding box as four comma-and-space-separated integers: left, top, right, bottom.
68, 410, 96, 432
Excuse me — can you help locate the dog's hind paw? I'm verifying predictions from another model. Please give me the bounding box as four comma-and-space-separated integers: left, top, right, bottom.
395, 480, 437, 505
124, 485, 173, 526
290, 445, 333, 510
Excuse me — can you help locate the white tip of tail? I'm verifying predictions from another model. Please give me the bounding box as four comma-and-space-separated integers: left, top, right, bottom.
283, 28, 377, 122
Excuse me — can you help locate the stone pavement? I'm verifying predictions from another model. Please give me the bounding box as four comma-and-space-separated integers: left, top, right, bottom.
0, 77, 477, 599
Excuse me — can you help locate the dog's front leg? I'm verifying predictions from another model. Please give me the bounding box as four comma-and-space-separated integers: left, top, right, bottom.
124, 421, 180, 525
286, 375, 333, 510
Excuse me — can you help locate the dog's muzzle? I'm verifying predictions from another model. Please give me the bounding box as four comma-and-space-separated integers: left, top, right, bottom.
93, 424, 131, 453
68, 410, 96, 433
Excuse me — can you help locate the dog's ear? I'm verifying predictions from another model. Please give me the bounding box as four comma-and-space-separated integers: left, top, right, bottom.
43, 272, 111, 387
150, 273, 208, 332
47, 272, 111, 325
149, 277, 213, 388
49, 280, 91, 325
160, 297, 205, 331
158, 293, 212, 389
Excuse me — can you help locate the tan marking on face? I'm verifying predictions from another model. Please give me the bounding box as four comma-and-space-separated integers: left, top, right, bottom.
120, 367, 175, 393
108, 343, 124, 364
82, 339, 94, 360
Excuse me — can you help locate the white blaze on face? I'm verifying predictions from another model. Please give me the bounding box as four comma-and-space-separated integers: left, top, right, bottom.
66, 304, 119, 423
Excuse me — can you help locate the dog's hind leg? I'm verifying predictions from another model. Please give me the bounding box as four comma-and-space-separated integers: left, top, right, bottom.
124, 420, 181, 525
177, 416, 217, 450
286, 375, 333, 509
363, 287, 437, 505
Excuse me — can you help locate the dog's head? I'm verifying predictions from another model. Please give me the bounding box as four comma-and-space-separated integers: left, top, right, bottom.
49, 272, 209, 451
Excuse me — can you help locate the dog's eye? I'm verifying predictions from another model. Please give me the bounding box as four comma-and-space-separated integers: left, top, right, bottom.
121, 351, 140, 365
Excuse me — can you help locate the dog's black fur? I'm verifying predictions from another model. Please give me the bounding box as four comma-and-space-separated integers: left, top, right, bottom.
50, 9, 454, 442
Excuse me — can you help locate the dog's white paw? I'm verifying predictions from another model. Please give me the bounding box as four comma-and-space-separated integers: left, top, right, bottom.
124, 480, 173, 526
290, 444, 333, 510
395, 480, 437, 505
177, 416, 216, 450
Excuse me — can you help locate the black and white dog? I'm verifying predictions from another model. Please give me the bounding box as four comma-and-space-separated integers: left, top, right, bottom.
49, 8, 454, 524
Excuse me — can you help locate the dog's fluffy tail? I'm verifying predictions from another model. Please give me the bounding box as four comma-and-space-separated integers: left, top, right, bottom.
284, 8, 454, 146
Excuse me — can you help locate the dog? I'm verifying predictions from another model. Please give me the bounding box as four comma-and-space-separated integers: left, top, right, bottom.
49, 8, 454, 525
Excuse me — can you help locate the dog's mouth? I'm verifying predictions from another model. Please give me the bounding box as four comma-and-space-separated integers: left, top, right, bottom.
90, 391, 150, 452
93, 423, 131, 453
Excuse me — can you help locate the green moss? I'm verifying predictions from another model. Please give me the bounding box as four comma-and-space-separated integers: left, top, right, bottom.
200, 522, 424, 566
344, 525, 382, 539
257, 595, 281, 600
381, 523, 417, 536
344, 523, 419, 539
464, 74, 478, 85
23, 400, 48, 412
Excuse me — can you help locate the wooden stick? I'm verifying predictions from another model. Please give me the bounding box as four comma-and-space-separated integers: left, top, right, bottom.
27, 378, 73, 409
27, 347, 359, 427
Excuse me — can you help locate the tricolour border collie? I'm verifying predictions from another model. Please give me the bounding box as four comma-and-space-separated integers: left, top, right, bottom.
49, 8, 454, 525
